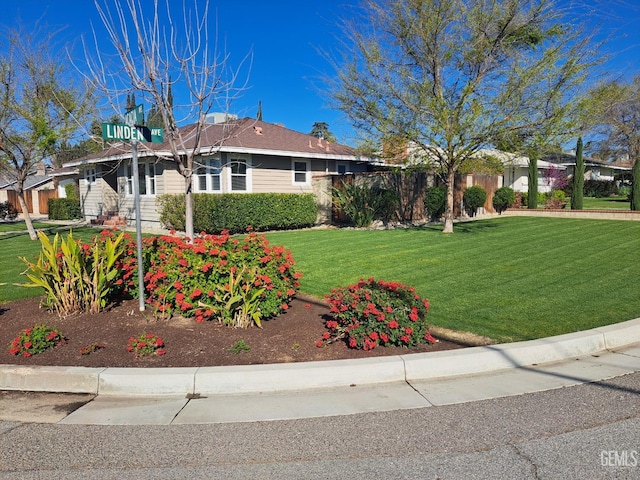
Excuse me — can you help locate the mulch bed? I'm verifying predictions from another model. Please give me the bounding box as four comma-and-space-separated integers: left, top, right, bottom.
0, 294, 464, 368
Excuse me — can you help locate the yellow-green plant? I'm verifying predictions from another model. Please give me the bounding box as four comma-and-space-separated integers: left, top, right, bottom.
20, 230, 125, 315
198, 265, 265, 328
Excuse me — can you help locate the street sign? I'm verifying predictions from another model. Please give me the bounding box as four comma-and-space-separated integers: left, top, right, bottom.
101, 123, 164, 143
124, 104, 144, 126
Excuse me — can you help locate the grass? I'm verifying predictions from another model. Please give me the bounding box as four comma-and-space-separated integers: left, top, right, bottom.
0, 225, 107, 303
2, 217, 638, 343
0, 221, 60, 233
574, 196, 631, 210
266, 217, 640, 342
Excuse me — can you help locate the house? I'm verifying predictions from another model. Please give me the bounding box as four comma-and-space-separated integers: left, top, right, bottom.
541, 152, 632, 183
0, 164, 57, 217
62, 117, 375, 229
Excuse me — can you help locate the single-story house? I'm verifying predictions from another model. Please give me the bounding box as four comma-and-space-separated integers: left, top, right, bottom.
491, 150, 566, 194
63, 117, 375, 229
541, 152, 632, 182
0, 166, 57, 216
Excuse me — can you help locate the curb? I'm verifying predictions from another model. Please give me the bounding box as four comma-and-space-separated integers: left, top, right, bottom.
1, 317, 639, 396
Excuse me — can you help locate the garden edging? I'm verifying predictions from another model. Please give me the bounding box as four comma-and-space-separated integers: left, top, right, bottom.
1, 316, 639, 396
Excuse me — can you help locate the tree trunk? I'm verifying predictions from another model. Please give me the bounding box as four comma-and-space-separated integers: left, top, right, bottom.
17, 192, 37, 240
443, 167, 455, 234
185, 176, 194, 241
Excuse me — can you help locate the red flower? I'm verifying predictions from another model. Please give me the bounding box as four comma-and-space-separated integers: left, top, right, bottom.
405, 327, 414, 335
322, 332, 330, 340
388, 320, 399, 329
400, 335, 410, 343
348, 337, 358, 348
174, 281, 183, 290
24, 341, 33, 349
305, 303, 311, 309
316, 340, 324, 348
157, 349, 167, 356
380, 333, 389, 343
281, 303, 289, 310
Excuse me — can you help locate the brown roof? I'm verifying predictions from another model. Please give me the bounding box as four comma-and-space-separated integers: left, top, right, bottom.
64, 118, 362, 166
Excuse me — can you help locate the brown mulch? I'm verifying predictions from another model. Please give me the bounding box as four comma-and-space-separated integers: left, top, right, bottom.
0, 294, 464, 368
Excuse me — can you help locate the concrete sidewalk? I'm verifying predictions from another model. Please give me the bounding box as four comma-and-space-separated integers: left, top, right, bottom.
1, 317, 639, 425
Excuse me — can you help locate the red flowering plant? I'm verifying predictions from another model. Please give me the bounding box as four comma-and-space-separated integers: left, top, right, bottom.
318, 278, 436, 350
127, 333, 166, 358
130, 229, 301, 327
9, 324, 67, 357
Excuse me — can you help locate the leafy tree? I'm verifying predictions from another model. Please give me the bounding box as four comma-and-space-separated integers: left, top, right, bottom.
0, 24, 92, 239
330, 0, 596, 232
586, 76, 640, 210
310, 122, 336, 142
571, 137, 584, 210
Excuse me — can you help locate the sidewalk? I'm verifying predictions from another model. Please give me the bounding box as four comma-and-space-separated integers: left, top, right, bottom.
2, 317, 639, 425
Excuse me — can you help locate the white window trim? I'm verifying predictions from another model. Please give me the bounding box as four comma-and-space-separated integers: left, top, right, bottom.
227, 156, 252, 193
194, 156, 222, 193
125, 161, 156, 197
292, 158, 311, 186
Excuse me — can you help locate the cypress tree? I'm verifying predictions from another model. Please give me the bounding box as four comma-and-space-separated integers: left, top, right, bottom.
527, 150, 539, 209
571, 137, 584, 210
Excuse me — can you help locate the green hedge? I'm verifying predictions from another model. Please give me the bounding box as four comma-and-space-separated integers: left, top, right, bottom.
158, 193, 318, 234
48, 198, 82, 220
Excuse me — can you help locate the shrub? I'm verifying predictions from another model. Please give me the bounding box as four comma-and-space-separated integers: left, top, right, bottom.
9, 324, 67, 357
492, 187, 516, 214
48, 198, 82, 220
318, 278, 435, 350
332, 180, 398, 227
127, 333, 166, 357
134, 230, 302, 328
463, 185, 487, 217
158, 193, 318, 234
424, 186, 446, 221
583, 180, 619, 198
0, 201, 18, 221
20, 230, 127, 315
544, 189, 567, 209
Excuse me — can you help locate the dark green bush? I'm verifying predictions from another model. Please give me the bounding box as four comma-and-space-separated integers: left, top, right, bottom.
492, 187, 516, 214
424, 186, 446, 221
157, 193, 318, 234
583, 180, 619, 198
0, 201, 18, 220
463, 185, 487, 217
332, 181, 399, 227
48, 198, 82, 220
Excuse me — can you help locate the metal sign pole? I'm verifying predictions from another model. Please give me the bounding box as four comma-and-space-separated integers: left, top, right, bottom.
131, 137, 146, 312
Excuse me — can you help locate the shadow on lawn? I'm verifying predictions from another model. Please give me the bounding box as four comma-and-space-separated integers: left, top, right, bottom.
420, 219, 501, 234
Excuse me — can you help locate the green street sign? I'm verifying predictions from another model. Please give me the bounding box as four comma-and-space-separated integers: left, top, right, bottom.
124, 104, 144, 126
102, 123, 164, 143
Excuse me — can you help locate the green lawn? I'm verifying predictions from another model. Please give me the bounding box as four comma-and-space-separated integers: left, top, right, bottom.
0, 221, 60, 233
2, 218, 639, 343
0, 226, 104, 303
266, 217, 640, 342
576, 196, 631, 210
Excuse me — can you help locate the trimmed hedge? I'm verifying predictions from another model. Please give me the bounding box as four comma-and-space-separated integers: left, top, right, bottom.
48, 198, 82, 220
158, 193, 318, 234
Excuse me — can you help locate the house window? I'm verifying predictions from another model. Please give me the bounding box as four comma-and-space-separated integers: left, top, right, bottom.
229, 158, 250, 192
195, 157, 221, 192
336, 162, 348, 175
85, 167, 96, 185
126, 161, 156, 196
292, 159, 310, 185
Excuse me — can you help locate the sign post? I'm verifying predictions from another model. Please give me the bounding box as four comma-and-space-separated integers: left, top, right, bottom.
101, 105, 165, 312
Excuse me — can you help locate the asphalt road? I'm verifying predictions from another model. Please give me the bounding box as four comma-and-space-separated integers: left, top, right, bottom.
1, 371, 639, 479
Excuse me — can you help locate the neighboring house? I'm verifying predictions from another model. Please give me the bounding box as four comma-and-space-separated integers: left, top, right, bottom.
541, 152, 632, 183
0, 168, 57, 216
489, 150, 566, 194
63, 117, 375, 229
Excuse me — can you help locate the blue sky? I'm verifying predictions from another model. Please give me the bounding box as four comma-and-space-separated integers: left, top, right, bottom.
1, 0, 639, 146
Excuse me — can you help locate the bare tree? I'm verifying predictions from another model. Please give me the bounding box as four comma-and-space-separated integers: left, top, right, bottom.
329, 0, 597, 232
80, 0, 251, 240
0, 24, 93, 240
